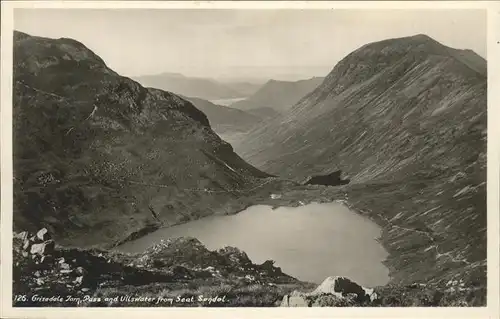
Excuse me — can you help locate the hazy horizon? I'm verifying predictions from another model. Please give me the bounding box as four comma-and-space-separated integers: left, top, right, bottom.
14, 9, 486, 81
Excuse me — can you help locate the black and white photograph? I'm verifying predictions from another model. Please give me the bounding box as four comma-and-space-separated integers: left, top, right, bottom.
0, 1, 498, 317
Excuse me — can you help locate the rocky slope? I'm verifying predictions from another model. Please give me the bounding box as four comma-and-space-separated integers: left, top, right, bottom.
230, 77, 325, 113
245, 107, 282, 121
12, 31, 276, 249
14, 228, 484, 307
233, 35, 487, 291
181, 96, 261, 134
133, 72, 246, 100
13, 228, 314, 307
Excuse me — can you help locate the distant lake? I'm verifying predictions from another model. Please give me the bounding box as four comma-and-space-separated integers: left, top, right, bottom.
210, 97, 247, 106
116, 202, 390, 287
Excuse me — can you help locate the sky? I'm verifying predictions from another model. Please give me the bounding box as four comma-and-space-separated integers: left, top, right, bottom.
14, 9, 486, 81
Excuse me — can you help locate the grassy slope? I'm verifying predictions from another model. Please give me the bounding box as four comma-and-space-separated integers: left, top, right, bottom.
12, 31, 273, 249
231, 35, 487, 290
182, 96, 261, 134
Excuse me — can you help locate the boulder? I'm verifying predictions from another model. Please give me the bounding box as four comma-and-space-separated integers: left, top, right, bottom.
74, 276, 83, 285
14, 231, 28, 241
311, 276, 367, 300
280, 276, 379, 307
36, 228, 51, 241
44, 240, 56, 255
40, 255, 54, 266
218, 246, 251, 264
76, 266, 86, 275
30, 240, 55, 256
60, 262, 70, 270
22, 230, 55, 257
261, 260, 276, 271
22, 239, 31, 250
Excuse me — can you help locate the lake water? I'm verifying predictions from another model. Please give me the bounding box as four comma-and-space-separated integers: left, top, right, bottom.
117, 202, 390, 287
210, 97, 247, 106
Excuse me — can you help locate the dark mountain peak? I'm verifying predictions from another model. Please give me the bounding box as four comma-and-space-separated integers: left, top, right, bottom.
353, 33, 450, 59
14, 30, 31, 41
353, 34, 485, 73
312, 34, 485, 101
410, 33, 432, 39
14, 30, 109, 74
13, 31, 272, 247
14, 31, 211, 128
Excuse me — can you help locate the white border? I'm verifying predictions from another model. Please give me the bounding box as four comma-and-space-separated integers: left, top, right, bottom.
1, 2, 499, 319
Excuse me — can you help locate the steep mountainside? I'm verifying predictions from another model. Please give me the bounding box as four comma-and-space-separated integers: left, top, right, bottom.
182, 96, 261, 134
235, 35, 487, 286
448, 49, 486, 76
13, 31, 273, 249
133, 72, 245, 100
246, 107, 282, 121
230, 77, 325, 113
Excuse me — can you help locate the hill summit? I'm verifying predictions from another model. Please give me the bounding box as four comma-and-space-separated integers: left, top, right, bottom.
234, 34, 487, 288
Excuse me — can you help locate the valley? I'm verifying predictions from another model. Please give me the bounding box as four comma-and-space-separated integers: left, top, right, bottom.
229, 34, 487, 295
229, 77, 325, 114
11, 30, 487, 308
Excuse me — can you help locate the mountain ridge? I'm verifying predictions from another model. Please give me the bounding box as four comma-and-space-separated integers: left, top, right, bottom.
133, 72, 248, 100
230, 76, 325, 113
9, 30, 488, 307
181, 96, 261, 134
232, 34, 487, 289
12, 30, 274, 248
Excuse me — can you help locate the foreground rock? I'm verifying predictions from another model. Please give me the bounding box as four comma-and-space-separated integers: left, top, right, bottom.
13, 228, 486, 307
280, 276, 377, 307
13, 229, 313, 307
280, 276, 486, 307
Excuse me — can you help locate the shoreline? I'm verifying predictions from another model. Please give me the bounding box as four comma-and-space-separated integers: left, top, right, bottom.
110, 199, 392, 287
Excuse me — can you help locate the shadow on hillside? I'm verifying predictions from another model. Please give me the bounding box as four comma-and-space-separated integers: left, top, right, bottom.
303, 170, 351, 187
